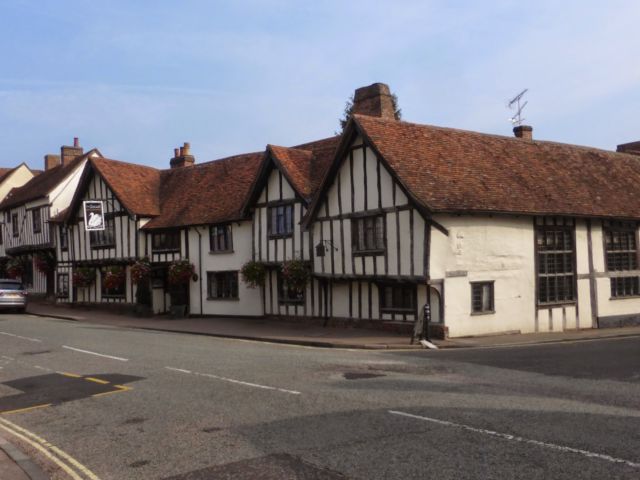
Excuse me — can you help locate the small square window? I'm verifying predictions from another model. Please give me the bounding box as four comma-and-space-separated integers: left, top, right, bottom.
210, 224, 232, 252
32, 208, 42, 233
471, 282, 494, 314
268, 204, 294, 238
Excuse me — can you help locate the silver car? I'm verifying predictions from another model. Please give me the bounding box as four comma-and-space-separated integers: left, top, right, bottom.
0, 279, 28, 313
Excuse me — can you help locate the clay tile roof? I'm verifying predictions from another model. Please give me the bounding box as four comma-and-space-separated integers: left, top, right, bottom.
355, 114, 640, 219
0, 168, 13, 183
143, 152, 263, 230
91, 157, 161, 217
268, 145, 313, 198
0, 152, 94, 210
268, 136, 341, 200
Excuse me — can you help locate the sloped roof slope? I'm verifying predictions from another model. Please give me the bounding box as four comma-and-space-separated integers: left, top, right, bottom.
143, 152, 263, 229
354, 114, 640, 219
91, 157, 161, 217
0, 151, 97, 210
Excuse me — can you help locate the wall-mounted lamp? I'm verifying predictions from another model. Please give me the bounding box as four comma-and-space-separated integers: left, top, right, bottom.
315, 240, 338, 257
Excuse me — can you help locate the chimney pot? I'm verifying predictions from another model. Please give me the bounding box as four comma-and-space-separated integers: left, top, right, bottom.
73, 137, 79, 147
170, 142, 195, 169
352, 83, 397, 120
513, 125, 533, 141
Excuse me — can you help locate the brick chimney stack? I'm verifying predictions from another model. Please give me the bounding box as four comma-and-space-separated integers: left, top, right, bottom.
513, 125, 533, 141
44, 154, 61, 171
352, 83, 397, 120
617, 141, 640, 156
170, 142, 195, 168
60, 137, 84, 166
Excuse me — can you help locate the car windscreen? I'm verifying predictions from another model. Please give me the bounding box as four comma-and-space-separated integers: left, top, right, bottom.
0, 282, 24, 290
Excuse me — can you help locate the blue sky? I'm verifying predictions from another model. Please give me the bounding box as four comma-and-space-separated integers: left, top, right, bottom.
0, 1, 638, 170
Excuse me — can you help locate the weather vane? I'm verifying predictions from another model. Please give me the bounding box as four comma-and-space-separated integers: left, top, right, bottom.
507, 88, 528, 126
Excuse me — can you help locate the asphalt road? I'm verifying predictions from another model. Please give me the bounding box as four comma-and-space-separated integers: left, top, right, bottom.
0, 314, 639, 479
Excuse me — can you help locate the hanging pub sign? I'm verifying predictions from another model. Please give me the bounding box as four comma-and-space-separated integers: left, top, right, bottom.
83, 201, 105, 231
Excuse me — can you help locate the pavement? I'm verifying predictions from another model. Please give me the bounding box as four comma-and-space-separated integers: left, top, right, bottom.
0, 434, 47, 480
25, 300, 640, 350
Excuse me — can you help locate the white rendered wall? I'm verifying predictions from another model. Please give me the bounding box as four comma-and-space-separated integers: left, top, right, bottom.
430, 214, 537, 337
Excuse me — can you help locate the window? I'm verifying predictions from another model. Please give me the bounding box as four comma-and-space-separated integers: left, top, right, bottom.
278, 272, 304, 304
57, 274, 69, 297
207, 271, 239, 300
32, 208, 42, 233
268, 204, 294, 238
90, 218, 115, 248
604, 222, 640, 297
352, 215, 385, 254
152, 231, 180, 252
536, 221, 576, 304
12, 214, 18, 237
379, 283, 415, 313
471, 282, 494, 314
59, 227, 69, 251
210, 224, 232, 252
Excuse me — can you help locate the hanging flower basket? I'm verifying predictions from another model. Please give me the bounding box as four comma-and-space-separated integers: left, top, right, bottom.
280, 259, 311, 291
167, 260, 195, 286
6, 257, 25, 279
131, 257, 151, 285
103, 265, 126, 290
34, 252, 56, 274
240, 260, 267, 288
73, 267, 96, 288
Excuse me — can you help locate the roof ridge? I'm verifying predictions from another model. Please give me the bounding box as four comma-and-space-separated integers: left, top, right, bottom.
354, 114, 630, 157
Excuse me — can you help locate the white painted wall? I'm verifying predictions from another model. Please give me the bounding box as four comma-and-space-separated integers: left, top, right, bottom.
189, 221, 263, 317
431, 214, 537, 338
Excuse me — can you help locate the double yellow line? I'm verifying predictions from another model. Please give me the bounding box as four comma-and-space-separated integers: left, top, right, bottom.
0, 416, 100, 480
0, 372, 133, 479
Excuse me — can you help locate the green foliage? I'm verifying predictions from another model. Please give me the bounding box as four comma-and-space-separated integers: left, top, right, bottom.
168, 259, 195, 286
280, 259, 311, 291
240, 260, 267, 288
103, 265, 126, 290
6, 257, 26, 279
73, 267, 96, 288
131, 257, 151, 284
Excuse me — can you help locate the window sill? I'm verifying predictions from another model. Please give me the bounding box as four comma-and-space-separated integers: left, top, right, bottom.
353, 249, 386, 257
537, 300, 576, 308
610, 295, 640, 301
471, 310, 495, 316
102, 294, 125, 299
152, 249, 180, 254
209, 250, 234, 255
268, 234, 293, 240
91, 245, 115, 250
206, 297, 239, 301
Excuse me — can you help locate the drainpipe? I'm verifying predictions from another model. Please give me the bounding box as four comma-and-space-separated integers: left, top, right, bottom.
586, 219, 599, 328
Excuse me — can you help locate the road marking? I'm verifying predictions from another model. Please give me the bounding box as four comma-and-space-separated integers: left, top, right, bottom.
165, 366, 192, 374
1, 355, 14, 360
1, 403, 52, 415
0, 331, 42, 343
58, 371, 83, 378
165, 366, 301, 395
388, 410, 640, 469
0, 417, 101, 480
92, 385, 131, 398
62, 345, 128, 362
85, 376, 110, 385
